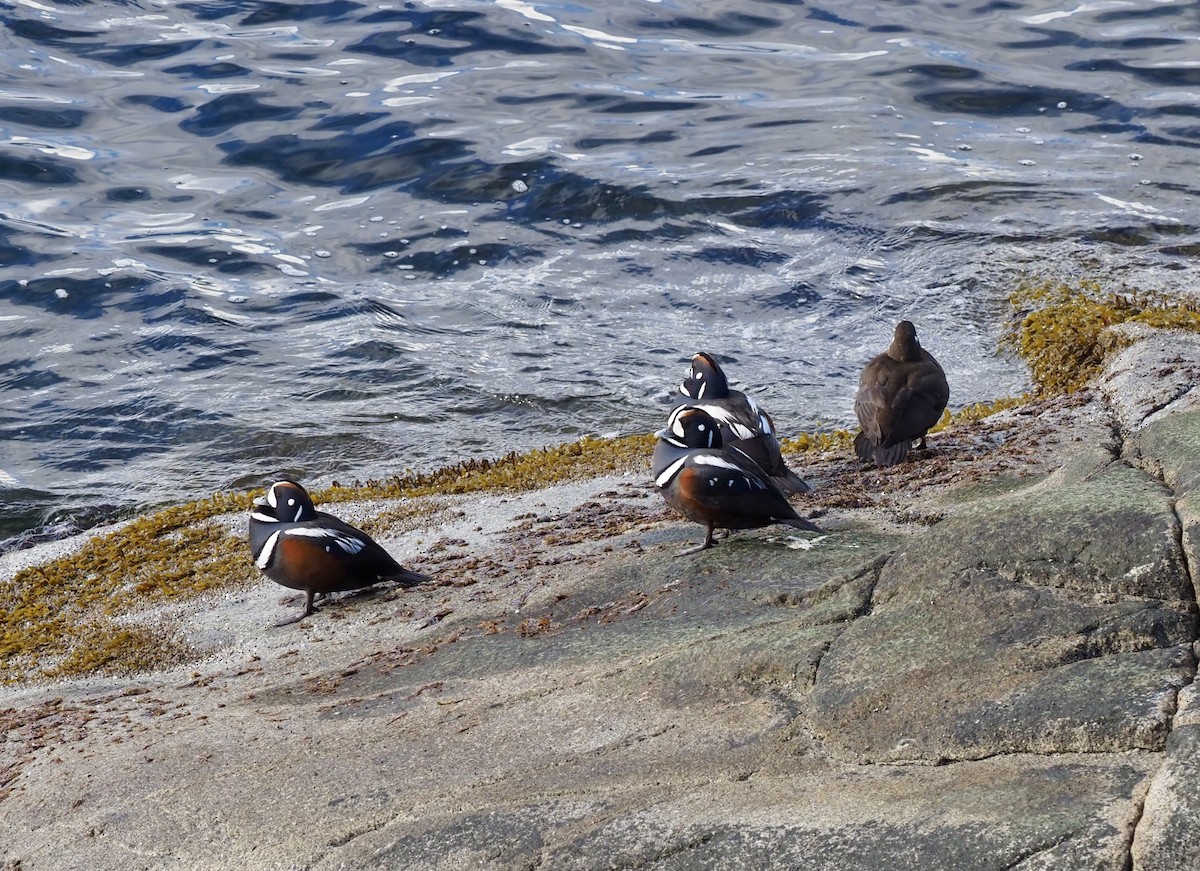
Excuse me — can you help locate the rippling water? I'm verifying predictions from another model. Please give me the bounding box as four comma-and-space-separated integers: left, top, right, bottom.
2, 0, 1198, 542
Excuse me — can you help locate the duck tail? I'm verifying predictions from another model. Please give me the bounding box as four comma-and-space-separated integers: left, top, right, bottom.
783, 515, 825, 535
774, 467, 813, 494
873, 440, 911, 467
387, 567, 434, 587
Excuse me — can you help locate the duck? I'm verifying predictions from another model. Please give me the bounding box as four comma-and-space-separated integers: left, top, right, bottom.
248, 480, 431, 625
653, 405, 824, 555
853, 320, 950, 467
676, 351, 811, 494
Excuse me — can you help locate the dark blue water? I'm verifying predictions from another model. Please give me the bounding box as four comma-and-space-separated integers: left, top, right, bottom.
2, 0, 1197, 542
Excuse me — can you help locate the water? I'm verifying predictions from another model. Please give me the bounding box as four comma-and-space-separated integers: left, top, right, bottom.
2, 0, 1197, 542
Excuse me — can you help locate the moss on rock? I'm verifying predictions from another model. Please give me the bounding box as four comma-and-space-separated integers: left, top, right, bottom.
9, 277, 1200, 683
1003, 278, 1200, 394
1, 436, 655, 683
1, 492, 256, 682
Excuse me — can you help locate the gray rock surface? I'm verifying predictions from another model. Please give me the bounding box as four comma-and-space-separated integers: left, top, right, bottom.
2, 327, 1199, 870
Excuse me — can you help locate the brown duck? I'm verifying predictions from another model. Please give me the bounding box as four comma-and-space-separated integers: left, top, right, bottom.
853, 320, 949, 466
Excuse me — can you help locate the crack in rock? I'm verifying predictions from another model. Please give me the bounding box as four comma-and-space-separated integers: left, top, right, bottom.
1098, 338, 1200, 871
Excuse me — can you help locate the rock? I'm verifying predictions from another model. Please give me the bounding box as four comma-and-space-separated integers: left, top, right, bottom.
1099, 329, 1200, 871
810, 400, 1196, 764
1, 328, 1199, 869
1133, 685, 1200, 871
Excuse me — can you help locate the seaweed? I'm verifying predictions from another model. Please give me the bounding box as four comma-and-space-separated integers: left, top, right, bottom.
11, 276, 1195, 682
1002, 278, 1200, 394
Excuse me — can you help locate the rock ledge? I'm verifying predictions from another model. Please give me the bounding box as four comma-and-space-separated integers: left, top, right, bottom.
2, 328, 1199, 870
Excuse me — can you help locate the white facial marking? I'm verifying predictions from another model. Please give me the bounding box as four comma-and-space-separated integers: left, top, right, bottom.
655, 456, 687, 488
250, 510, 279, 524
266, 486, 279, 509
255, 530, 281, 569
287, 498, 296, 506
293, 505, 304, 522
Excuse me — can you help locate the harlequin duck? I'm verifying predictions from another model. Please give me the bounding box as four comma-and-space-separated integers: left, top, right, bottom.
677, 351, 811, 494
853, 320, 950, 467
248, 480, 431, 625
653, 406, 825, 555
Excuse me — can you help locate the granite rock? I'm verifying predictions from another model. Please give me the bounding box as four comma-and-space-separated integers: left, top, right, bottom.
1, 328, 1199, 870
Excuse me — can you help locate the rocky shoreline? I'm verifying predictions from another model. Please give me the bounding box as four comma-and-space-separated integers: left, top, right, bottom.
2, 325, 1199, 870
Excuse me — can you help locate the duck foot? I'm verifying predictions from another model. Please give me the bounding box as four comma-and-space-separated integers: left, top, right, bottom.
273, 609, 315, 628
675, 527, 717, 557
274, 591, 318, 627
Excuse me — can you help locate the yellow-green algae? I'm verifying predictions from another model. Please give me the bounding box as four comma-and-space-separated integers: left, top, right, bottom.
8, 278, 1197, 683
1, 436, 652, 683
1003, 277, 1200, 394
2, 492, 256, 683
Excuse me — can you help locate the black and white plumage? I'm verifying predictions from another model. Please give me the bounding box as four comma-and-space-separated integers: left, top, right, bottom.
676, 351, 811, 494
853, 320, 950, 467
248, 480, 431, 625
653, 406, 824, 555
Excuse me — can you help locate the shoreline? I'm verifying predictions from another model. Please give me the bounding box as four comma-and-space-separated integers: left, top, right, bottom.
3, 307, 1200, 867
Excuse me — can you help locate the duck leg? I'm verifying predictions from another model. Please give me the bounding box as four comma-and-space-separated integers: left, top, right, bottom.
273, 589, 317, 627
677, 524, 718, 557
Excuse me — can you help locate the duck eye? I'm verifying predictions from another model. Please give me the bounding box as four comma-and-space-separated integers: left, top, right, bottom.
698, 423, 706, 431
287, 498, 296, 506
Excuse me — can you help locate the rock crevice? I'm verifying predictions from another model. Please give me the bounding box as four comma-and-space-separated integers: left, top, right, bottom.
1097, 329, 1200, 871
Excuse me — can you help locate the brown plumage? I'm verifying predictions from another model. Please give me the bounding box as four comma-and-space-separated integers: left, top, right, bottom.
853, 320, 949, 467
653, 406, 824, 555
249, 480, 431, 625
676, 351, 812, 494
